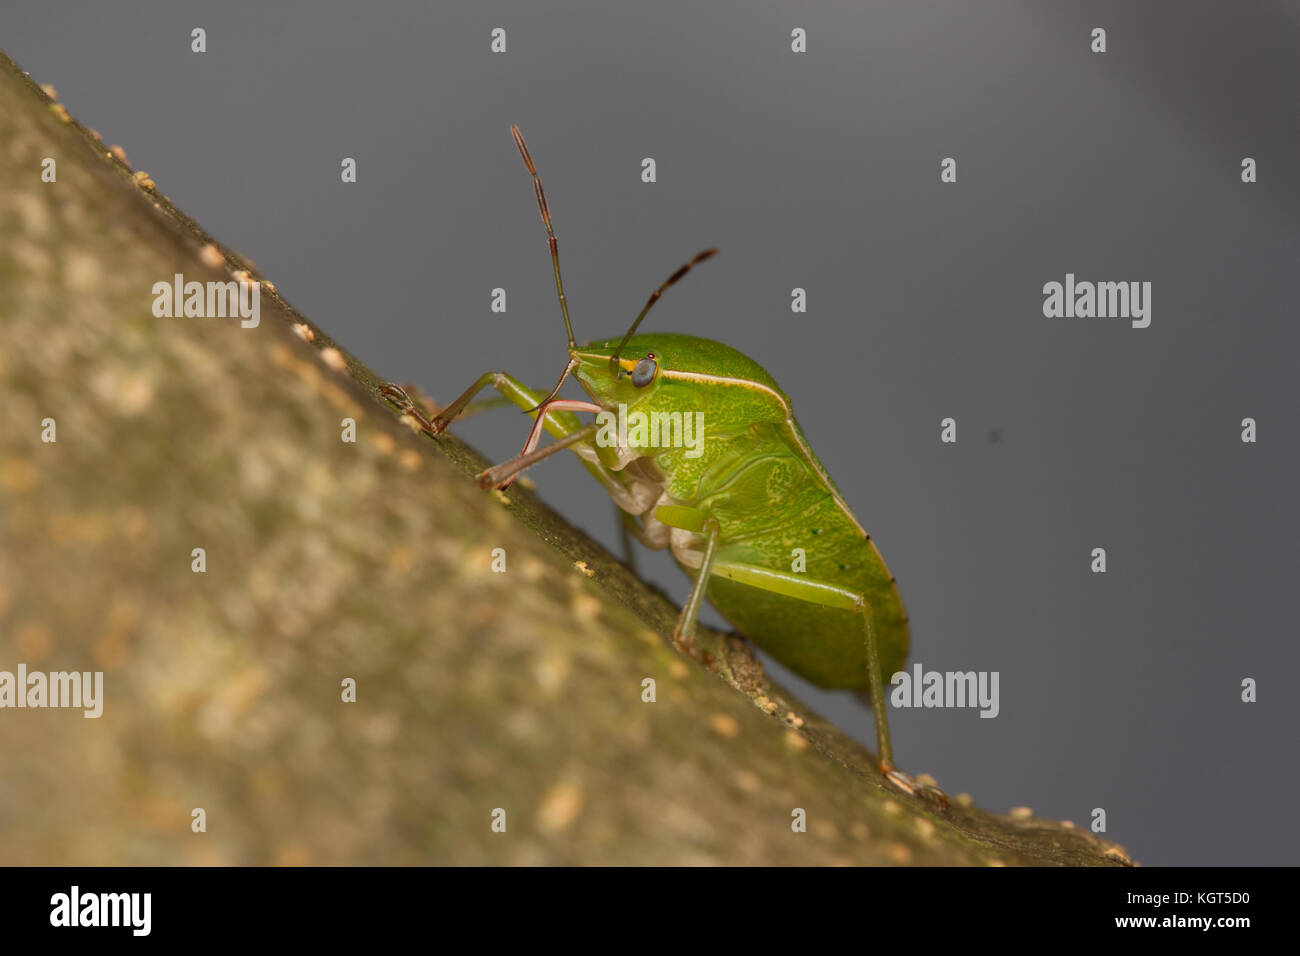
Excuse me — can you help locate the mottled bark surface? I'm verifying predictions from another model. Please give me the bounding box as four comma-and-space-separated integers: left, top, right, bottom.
0, 51, 1134, 865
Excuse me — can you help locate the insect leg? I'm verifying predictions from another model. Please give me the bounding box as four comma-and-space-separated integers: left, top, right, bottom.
720, 564, 893, 769
380, 371, 562, 437
649, 527, 907, 780
381, 371, 659, 523
672, 518, 722, 652
377, 383, 516, 426
702, 560, 939, 799
477, 424, 596, 489
616, 509, 643, 574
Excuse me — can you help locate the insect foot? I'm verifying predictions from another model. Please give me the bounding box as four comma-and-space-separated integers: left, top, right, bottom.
475, 466, 510, 491
672, 626, 738, 687
885, 768, 951, 811
920, 783, 951, 810
884, 768, 916, 795
378, 383, 444, 435
672, 629, 702, 661
673, 628, 722, 675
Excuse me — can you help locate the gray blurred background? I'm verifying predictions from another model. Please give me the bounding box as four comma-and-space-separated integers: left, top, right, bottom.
3, 0, 1295, 866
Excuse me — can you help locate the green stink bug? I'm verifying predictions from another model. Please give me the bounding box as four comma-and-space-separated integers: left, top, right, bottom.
382, 126, 939, 800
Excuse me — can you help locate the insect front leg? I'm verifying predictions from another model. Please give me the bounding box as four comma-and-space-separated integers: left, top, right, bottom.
381, 370, 582, 488
379, 371, 558, 437
380, 371, 664, 507
475, 424, 597, 488
465, 401, 666, 501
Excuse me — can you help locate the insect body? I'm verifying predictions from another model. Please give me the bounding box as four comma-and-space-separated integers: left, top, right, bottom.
382, 127, 928, 794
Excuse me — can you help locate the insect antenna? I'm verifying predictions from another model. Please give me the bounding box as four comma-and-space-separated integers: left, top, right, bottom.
610, 248, 717, 373
510, 125, 577, 350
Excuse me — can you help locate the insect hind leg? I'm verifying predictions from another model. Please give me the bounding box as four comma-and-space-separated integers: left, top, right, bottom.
651, 529, 944, 802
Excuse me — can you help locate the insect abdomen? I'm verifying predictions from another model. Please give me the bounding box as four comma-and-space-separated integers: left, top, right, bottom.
655, 425, 910, 691
701, 496, 910, 691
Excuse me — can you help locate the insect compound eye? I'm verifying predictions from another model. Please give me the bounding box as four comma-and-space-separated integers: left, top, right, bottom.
631, 355, 658, 388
